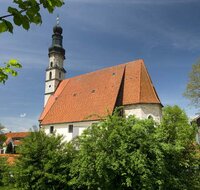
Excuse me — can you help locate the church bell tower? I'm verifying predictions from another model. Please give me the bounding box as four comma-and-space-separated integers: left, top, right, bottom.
44, 17, 66, 106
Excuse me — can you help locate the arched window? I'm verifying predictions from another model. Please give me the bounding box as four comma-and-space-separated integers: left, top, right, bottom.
50, 62, 53, 67
59, 72, 62, 79
148, 115, 153, 120
49, 72, 52, 80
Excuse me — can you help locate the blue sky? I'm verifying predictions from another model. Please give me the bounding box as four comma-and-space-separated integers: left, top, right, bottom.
0, 0, 200, 132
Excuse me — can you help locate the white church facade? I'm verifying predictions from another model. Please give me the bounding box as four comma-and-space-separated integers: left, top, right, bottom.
39, 22, 162, 142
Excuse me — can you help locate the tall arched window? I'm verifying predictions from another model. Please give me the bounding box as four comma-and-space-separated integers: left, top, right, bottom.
50, 62, 53, 67
59, 72, 62, 79
49, 72, 52, 80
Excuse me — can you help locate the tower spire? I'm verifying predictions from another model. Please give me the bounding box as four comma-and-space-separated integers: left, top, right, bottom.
44, 17, 66, 106
48, 17, 65, 57
56, 15, 60, 26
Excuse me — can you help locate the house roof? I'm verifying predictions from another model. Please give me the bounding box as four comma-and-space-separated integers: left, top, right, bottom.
39, 59, 161, 125
5, 132, 30, 139
4, 132, 30, 145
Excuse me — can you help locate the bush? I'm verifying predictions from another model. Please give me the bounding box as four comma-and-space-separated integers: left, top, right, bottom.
0, 157, 14, 186
14, 131, 76, 190
69, 106, 200, 189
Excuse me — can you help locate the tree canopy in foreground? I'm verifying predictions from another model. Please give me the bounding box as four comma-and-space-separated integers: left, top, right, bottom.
1, 106, 200, 189
70, 106, 200, 190
14, 131, 75, 190
0, 123, 7, 149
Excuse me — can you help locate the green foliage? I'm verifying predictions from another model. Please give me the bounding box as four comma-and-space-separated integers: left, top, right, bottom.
0, 186, 17, 190
0, 157, 13, 187
158, 105, 200, 189
70, 114, 162, 189
0, 135, 6, 149
2, 106, 199, 189
14, 131, 76, 190
0, 0, 64, 83
0, 123, 7, 149
0, 59, 22, 84
0, 157, 7, 186
184, 61, 200, 109
0, 0, 64, 33
69, 107, 200, 190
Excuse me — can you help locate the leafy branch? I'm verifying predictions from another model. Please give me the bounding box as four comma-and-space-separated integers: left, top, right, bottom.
0, 0, 64, 33
0, 0, 64, 83
0, 60, 22, 84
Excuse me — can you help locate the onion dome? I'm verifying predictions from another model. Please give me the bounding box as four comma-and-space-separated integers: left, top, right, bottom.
48, 16, 65, 59
53, 24, 63, 34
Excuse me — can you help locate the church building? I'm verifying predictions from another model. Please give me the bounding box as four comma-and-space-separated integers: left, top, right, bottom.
39, 21, 162, 142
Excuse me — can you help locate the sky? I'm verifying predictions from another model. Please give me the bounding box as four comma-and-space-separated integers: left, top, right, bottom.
0, 0, 200, 132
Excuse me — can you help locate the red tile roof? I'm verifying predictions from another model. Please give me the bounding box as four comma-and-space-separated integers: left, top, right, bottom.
4, 132, 30, 145
39, 59, 161, 125
5, 132, 30, 139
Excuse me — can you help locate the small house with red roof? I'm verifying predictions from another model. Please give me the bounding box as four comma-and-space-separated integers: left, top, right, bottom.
0, 132, 30, 154
39, 21, 162, 142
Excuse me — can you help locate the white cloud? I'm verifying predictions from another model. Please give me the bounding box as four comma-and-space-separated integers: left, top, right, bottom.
20, 113, 26, 118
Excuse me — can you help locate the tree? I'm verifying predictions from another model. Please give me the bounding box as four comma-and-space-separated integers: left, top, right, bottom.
14, 131, 76, 190
0, 135, 7, 150
0, 0, 64, 83
158, 105, 200, 189
0, 123, 7, 149
0, 157, 9, 186
184, 61, 200, 109
69, 107, 200, 190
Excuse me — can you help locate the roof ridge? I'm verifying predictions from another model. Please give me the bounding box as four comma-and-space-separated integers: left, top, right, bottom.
62, 59, 143, 81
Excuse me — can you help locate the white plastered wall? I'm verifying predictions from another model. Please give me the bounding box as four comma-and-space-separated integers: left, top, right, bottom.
49, 54, 64, 68
124, 103, 162, 123
42, 120, 98, 142
45, 80, 60, 94
41, 103, 162, 141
